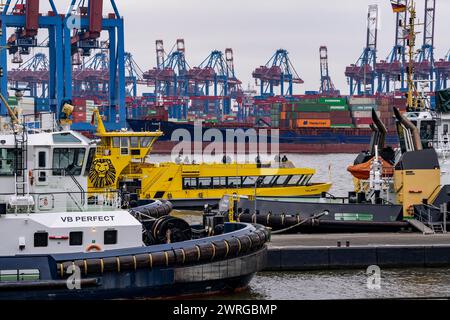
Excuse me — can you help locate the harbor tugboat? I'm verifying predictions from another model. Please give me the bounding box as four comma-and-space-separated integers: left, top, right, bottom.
0, 99, 269, 300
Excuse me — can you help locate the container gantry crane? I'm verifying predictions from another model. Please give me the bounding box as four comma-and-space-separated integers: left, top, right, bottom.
414, 0, 436, 91
252, 49, 304, 97
144, 39, 190, 119
375, 0, 408, 93
345, 4, 379, 96
8, 52, 49, 98
64, 0, 126, 130
72, 50, 109, 99
435, 49, 450, 90
318, 46, 339, 96
1, 0, 64, 115
189, 49, 242, 116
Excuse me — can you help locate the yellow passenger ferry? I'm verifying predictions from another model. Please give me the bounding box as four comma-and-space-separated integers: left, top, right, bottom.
88, 110, 332, 208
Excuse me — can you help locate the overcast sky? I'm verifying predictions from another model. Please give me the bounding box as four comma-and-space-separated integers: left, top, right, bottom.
41, 0, 450, 94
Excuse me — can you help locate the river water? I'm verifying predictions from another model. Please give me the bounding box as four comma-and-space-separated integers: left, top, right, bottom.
155, 153, 448, 300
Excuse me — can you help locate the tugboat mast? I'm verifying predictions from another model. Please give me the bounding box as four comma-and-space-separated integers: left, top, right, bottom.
406, 0, 418, 110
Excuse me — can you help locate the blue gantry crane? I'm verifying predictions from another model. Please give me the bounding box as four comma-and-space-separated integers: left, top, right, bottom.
414, 0, 437, 91
144, 39, 190, 119
345, 4, 379, 95
252, 49, 304, 97
1, 0, 64, 115
190, 48, 242, 115
375, 0, 408, 93
8, 52, 49, 98
435, 49, 450, 90
64, 0, 126, 130
318, 46, 339, 96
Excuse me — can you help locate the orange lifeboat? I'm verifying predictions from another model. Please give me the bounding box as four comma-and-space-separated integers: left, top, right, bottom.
347, 157, 394, 180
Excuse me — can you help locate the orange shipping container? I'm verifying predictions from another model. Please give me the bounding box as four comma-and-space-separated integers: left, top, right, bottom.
296, 119, 331, 128
280, 112, 287, 120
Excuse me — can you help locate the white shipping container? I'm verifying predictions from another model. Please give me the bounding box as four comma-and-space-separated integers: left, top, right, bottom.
352, 111, 380, 118
348, 97, 377, 105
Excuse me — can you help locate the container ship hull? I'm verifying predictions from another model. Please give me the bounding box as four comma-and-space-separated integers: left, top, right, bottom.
128, 119, 399, 154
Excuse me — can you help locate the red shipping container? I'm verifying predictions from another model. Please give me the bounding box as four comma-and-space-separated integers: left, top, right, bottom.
72, 98, 87, 107
298, 112, 331, 120
354, 118, 374, 125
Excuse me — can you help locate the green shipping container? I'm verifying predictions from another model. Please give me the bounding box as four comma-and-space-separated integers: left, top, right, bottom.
331, 124, 355, 128
319, 98, 347, 106
329, 105, 349, 111
295, 104, 330, 112
8, 97, 18, 106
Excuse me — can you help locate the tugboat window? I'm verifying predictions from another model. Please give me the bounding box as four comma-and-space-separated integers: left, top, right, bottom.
183, 178, 198, 189
275, 175, 289, 186
242, 176, 258, 188
104, 230, 118, 245
0, 149, 17, 176
53, 148, 86, 176
84, 148, 96, 176
38, 152, 46, 168
34, 232, 48, 247
69, 232, 83, 246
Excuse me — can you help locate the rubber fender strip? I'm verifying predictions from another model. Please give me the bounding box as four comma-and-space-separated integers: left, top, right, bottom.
116, 257, 121, 273
211, 243, 216, 261
149, 253, 153, 269
59, 264, 64, 278
84, 260, 88, 276
100, 259, 104, 274
224, 240, 230, 258
133, 256, 137, 271
246, 235, 253, 249
236, 238, 242, 254
195, 245, 201, 261
164, 252, 169, 267
181, 248, 186, 264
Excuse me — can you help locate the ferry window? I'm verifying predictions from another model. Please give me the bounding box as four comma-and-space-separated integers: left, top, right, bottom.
227, 177, 242, 188
274, 175, 289, 186
130, 137, 139, 148
34, 232, 48, 247
69, 232, 83, 246
53, 148, 86, 176
287, 175, 303, 185
183, 178, 198, 189
213, 177, 227, 188
104, 230, 118, 245
198, 177, 212, 189
38, 152, 46, 168
444, 124, 449, 135
0, 149, 16, 176
301, 175, 313, 186
262, 176, 276, 187
112, 137, 120, 148
140, 137, 153, 147
84, 148, 96, 176
242, 176, 258, 188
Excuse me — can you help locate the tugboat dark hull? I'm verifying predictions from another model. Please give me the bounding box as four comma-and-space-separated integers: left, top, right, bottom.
230, 198, 407, 234
0, 223, 268, 300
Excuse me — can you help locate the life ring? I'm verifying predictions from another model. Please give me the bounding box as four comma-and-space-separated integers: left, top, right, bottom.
86, 244, 102, 252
